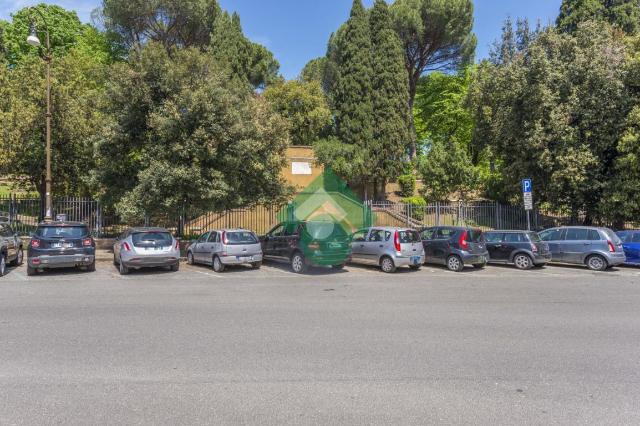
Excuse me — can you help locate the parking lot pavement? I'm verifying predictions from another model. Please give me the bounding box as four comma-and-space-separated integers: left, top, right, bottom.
1, 261, 640, 425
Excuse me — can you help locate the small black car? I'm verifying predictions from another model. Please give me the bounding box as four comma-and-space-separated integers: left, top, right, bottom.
260, 220, 352, 273
420, 226, 489, 272
484, 230, 551, 270
27, 221, 96, 276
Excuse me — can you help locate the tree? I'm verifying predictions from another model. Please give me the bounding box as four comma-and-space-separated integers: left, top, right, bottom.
95, 43, 290, 220
369, 0, 409, 198
557, 0, 640, 34
316, 0, 373, 188
391, 0, 476, 157
263, 80, 332, 146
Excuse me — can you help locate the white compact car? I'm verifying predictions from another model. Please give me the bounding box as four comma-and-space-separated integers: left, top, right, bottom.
113, 227, 180, 275
187, 229, 263, 272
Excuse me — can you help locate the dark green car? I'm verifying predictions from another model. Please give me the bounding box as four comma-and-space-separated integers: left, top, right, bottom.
260, 221, 352, 273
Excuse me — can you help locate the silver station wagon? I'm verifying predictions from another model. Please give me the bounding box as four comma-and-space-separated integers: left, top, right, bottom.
113, 227, 180, 275
350, 227, 425, 273
187, 229, 263, 272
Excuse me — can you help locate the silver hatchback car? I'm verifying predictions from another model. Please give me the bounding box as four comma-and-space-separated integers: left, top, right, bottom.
350, 227, 425, 273
186, 229, 263, 272
538, 226, 626, 271
113, 227, 180, 275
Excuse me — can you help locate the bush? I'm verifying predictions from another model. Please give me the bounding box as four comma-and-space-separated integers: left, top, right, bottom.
398, 174, 416, 197
401, 196, 427, 221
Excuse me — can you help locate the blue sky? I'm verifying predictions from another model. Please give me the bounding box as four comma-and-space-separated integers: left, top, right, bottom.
1, 0, 562, 79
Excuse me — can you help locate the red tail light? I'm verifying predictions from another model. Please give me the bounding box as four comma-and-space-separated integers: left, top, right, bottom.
394, 230, 401, 253
83, 238, 93, 247
607, 240, 616, 253
308, 242, 320, 250
31, 239, 41, 248
174, 239, 180, 250
222, 231, 228, 244
530, 243, 538, 253
123, 242, 132, 251
459, 230, 469, 250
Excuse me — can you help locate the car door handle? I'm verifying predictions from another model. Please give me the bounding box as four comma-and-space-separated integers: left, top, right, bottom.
379, 245, 384, 248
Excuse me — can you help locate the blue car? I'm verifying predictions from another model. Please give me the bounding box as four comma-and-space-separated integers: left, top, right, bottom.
617, 230, 640, 266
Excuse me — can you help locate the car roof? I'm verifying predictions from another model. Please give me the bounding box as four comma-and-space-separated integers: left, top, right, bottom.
485, 230, 532, 233
213, 228, 253, 233
127, 227, 171, 233
367, 227, 416, 232
38, 221, 87, 227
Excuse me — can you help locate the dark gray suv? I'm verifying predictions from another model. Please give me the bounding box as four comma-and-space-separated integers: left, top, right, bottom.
485, 230, 551, 270
538, 226, 626, 271
420, 226, 489, 272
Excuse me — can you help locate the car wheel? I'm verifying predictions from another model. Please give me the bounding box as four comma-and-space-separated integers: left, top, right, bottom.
380, 256, 396, 273
586, 254, 607, 271
11, 248, 23, 267
212, 256, 225, 273
187, 251, 194, 265
0, 253, 6, 277
251, 262, 262, 269
26, 265, 37, 276
119, 257, 129, 275
291, 252, 306, 274
171, 262, 180, 272
447, 255, 464, 272
513, 254, 533, 270
332, 263, 346, 270
113, 251, 118, 266
86, 261, 96, 272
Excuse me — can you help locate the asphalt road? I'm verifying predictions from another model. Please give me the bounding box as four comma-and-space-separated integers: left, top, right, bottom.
1, 261, 639, 425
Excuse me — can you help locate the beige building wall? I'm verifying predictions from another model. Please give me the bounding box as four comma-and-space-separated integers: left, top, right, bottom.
282, 146, 324, 191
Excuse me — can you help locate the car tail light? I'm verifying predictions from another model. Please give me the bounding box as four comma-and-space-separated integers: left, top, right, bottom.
608, 240, 616, 253
174, 239, 180, 250
394, 230, 401, 253
459, 230, 469, 250
31, 239, 41, 249
83, 238, 93, 247
123, 241, 132, 251
222, 231, 228, 244
530, 243, 538, 253
309, 242, 320, 250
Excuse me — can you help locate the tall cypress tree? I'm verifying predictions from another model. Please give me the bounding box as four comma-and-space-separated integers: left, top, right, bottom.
330, 0, 373, 186
369, 0, 409, 199
557, 0, 640, 34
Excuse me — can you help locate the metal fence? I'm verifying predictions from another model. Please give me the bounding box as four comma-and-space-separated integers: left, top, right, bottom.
1, 194, 635, 238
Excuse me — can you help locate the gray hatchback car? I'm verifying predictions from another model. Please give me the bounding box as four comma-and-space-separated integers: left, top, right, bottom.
187, 229, 263, 272
350, 227, 425, 273
538, 226, 626, 271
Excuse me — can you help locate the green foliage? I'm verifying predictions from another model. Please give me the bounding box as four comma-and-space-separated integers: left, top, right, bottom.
398, 174, 416, 197
1, 4, 115, 66
469, 23, 630, 221
401, 196, 427, 220
95, 43, 290, 221
263, 80, 332, 146
390, 0, 476, 156
417, 140, 478, 201
557, 0, 640, 34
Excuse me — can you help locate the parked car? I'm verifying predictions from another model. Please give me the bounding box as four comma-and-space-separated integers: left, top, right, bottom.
27, 221, 95, 276
260, 220, 352, 273
186, 229, 262, 272
616, 230, 640, 266
113, 227, 180, 275
420, 226, 489, 272
350, 227, 424, 273
0, 222, 24, 276
538, 226, 626, 271
484, 230, 552, 270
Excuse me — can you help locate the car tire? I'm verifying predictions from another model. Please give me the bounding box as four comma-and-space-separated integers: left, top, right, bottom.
380, 256, 396, 273
113, 251, 118, 266
86, 261, 96, 272
26, 265, 37, 276
0, 253, 6, 277
447, 255, 464, 272
332, 263, 346, 270
10, 248, 23, 267
472, 263, 486, 270
119, 257, 129, 275
212, 256, 225, 273
251, 262, 262, 270
170, 262, 180, 272
586, 254, 608, 272
187, 251, 194, 265
291, 252, 307, 274
513, 254, 533, 270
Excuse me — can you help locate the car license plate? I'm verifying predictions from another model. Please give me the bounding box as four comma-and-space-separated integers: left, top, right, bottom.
329, 243, 342, 248
411, 256, 421, 265
52, 242, 74, 248
237, 256, 252, 261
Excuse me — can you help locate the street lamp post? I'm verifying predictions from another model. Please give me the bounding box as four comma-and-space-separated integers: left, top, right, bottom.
26, 9, 53, 222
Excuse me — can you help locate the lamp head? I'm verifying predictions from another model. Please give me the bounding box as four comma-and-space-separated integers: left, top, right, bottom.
27, 24, 41, 47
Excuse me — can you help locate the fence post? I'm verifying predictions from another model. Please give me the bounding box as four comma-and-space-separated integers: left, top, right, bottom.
495, 201, 501, 230
456, 201, 462, 226
435, 202, 440, 226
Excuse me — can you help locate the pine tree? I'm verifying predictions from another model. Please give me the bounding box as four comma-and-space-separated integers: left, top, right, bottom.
369, 0, 409, 199
558, 0, 640, 34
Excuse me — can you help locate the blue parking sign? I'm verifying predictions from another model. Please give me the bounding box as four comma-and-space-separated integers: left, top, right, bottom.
522, 179, 532, 194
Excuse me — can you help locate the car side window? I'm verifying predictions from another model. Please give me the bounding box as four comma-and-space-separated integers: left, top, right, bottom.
284, 223, 299, 236
504, 233, 525, 243
369, 230, 385, 242
197, 232, 209, 243
269, 225, 285, 237
207, 232, 217, 243
436, 228, 455, 239
385, 231, 392, 242
421, 229, 436, 241
352, 230, 368, 242
485, 233, 503, 243
539, 229, 565, 241
566, 228, 589, 241
588, 230, 601, 241
633, 233, 640, 243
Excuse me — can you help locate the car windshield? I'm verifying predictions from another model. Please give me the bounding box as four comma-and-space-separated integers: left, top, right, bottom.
225, 231, 258, 245
132, 232, 173, 247
304, 222, 348, 241
527, 232, 541, 242
36, 226, 88, 239
466, 229, 483, 243
398, 230, 420, 243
